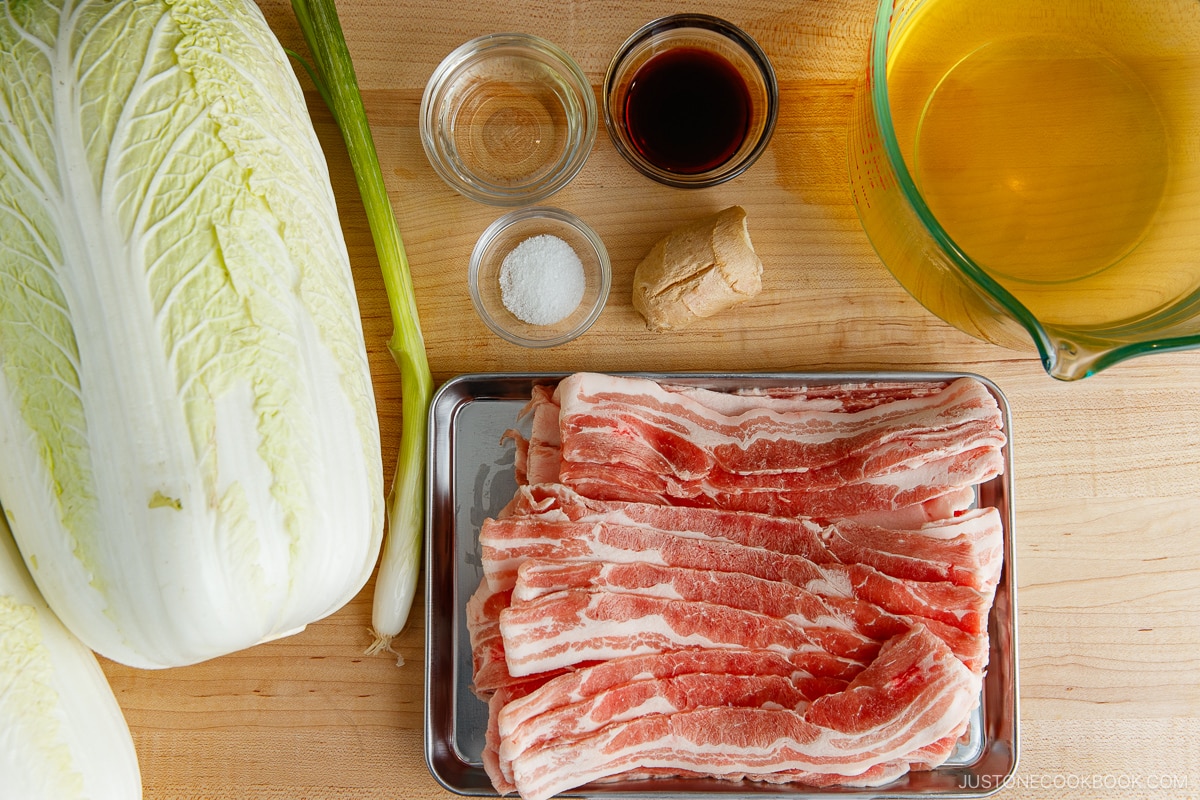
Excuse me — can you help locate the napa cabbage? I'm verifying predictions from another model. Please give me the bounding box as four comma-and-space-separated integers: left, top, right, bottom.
0, 0, 384, 668
0, 508, 142, 800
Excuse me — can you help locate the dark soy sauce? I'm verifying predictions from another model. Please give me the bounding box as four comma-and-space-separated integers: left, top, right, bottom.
624, 47, 751, 174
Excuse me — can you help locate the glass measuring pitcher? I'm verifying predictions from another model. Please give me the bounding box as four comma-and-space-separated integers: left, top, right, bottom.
850, 0, 1200, 380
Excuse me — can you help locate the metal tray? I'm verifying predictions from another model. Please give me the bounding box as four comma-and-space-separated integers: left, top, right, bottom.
425, 372, 1019, 799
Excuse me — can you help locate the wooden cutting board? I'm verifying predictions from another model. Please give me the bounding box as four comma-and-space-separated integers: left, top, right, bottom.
97, 0, 1200, 796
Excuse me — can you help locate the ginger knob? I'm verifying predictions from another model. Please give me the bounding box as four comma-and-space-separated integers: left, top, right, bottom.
631, 205, 763, 332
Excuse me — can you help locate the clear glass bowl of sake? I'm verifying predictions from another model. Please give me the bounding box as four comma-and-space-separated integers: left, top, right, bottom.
421, 33, 596, 206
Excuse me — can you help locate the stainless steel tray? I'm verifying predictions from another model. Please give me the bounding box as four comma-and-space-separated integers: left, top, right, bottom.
425, 372, 1019, 799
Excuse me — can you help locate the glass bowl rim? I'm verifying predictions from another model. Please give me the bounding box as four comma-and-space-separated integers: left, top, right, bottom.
420, 32, 598, 206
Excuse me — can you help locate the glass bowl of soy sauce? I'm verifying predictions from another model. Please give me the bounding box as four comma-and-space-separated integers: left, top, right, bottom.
603, 14, 778, 188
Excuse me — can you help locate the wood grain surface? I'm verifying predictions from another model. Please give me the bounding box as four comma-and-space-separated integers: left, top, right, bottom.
98, 0, 1200, 797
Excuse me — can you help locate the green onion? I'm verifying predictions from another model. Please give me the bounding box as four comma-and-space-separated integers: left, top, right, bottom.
291, 0, 433, 661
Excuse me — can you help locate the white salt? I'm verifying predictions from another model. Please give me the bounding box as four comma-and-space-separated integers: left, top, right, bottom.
499, 234, 586, 325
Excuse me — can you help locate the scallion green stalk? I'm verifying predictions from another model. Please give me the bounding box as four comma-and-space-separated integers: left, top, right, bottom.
291, 0, 433, 662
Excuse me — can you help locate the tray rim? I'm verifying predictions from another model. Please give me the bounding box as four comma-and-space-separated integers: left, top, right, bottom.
424, 370, 1020, 800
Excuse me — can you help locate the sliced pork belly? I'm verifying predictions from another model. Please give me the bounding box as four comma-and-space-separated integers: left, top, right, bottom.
483, 678, 560, 792
561, 443, 1004, 517
561, 422, 1005, 495
503, 492, 1003, 591
500, 589, 875, 679
482, 686, 518, 793
497, 648, 847, 745
596, 486, 992, 550
505, 626, 981, 800
467, 579, 577, 696
517, 383, 563, 486
466, 580, 509, 645
664, 379, 954, 415
513, 377, 961, 489
849, 484, 978, 527
553, 372, 1003, 494
818, 509, 1003, 590
465, 581, 513, 695
472, 374, 1007, 799
513, 560, 989, 673
501, 430, 530, 486
481, 517, 994, 634
507, 480, 979, 531
470, 628, 510, 696
499, 669, 817, 769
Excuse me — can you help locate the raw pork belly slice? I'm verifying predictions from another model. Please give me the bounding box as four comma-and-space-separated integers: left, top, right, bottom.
507, 479, 980, 532
561, 444, 1003, 517
499, 668, 817, 766
500, 589, 874, 679
497, 648, 847, 745
562, 426, 1005, 494
555, 373, 1003, 474
468, 579, 578, 695
485, 648, 849, 788
506, 626, 982, 800
552, 372, 1005, 512
467, 581, 522, 695
512, 560, 989, 673
480, 516, 994, 634
505, 384, 563, 487
470, 373, 1007, 799
503, 487, 1003, 591
508, 379, 956, 494
499, 384, 564, 501
664, 380, 954, 415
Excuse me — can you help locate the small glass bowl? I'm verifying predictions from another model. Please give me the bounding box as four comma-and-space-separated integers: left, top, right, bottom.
420, 33, 597, 206
603, 14, 778, 188
469, 207, 611, 347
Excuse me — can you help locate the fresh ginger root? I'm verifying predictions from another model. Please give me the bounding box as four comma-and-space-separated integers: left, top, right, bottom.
631, 205, 763, 332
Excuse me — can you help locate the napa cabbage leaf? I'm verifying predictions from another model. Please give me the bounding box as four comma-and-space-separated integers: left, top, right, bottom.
0, 508, 141, 799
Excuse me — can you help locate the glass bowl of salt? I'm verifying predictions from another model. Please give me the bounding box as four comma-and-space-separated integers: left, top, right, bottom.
469, 206, 611, 347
